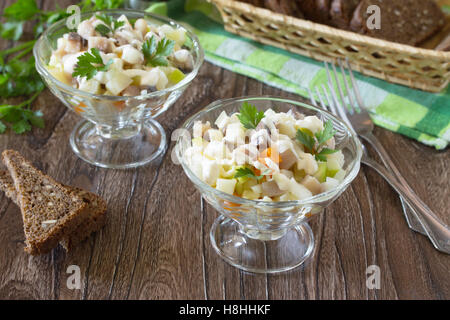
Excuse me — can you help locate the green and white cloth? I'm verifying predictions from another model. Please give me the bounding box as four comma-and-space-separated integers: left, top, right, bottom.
146, 0, 450, 149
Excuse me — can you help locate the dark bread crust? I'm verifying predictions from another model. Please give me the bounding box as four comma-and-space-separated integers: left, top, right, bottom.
0, 170, 107, 252
264, 0, 304, 18
298, 0, 331, 24
60, 187, 107, 251
330, 0, 360, 29
2, 150, 89, 255
350, 0, 446, 46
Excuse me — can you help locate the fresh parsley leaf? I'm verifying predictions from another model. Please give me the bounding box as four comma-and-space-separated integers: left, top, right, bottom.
12, 119, 31, 134
237, 102, 265, 130
95, 14, 125, 35
315, 120, 337, 146
296, 129, 315, 152
234, 167, 265, 180
72, 48, 112, 80
315, 148, 338, 162
142, 36, 175, 67
0, 21, 24, 41
0, 120, 6, 133
95, 24, 112, 37
4, 0, 39, 21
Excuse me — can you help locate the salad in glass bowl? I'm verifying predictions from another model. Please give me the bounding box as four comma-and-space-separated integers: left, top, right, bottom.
34, 9, 203, 169
176, 97, 362, 273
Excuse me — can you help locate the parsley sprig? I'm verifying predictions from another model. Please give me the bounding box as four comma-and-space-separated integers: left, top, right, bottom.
142, 35, 175, 67
72, 48, 113, 80
234, 167, 267, 180
0, 0, 124, 134
237, 102, 265, 130
296, 120, 338, 161
94, 13, 125, 36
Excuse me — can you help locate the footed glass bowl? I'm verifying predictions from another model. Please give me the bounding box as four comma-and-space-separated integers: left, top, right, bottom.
34, 9, 203, 169
176, 96, 362, 273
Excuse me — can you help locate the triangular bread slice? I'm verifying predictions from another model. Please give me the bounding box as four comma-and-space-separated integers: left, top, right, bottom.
2, 150, 89, 255
0, 170, 107, 252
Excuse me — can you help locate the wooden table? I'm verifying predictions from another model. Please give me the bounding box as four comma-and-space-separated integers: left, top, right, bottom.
0, 0, 449, 300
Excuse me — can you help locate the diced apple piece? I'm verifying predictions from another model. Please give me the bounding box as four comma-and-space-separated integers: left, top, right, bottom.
105, 71, 133, 95
78, 78, 101, 94
167, 68, 185, 84
242, 190, 259, 200
272, 172, 290, 191
288, 178, 313, 200
314, 162, 328, 183
250, 184, 262, 195
216, 178, 237, 195
327, 150, 345, 171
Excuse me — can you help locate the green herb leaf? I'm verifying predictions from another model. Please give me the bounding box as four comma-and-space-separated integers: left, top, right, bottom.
315, 148, 338, 162
95, 24, 111, 37
0, 21, 24, 40
237, 102, 265, 130
4, 0, 39, 21
296, 129, 315, 152
234, 167, 265, 180
72, 48, 112, 80
0, 120, 6, 133
142, 36, 175, 67
12, 119, 31, 134
315, 120, 337, 146
95, 14, 124, 34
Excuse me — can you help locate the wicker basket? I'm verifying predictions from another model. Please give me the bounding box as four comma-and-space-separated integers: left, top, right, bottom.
209, 0, 450, 92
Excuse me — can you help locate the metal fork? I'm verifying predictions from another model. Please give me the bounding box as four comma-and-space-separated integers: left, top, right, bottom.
307, 59, 450, 254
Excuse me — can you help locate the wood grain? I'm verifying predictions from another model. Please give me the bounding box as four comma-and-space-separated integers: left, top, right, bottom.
0, 0, 449, 300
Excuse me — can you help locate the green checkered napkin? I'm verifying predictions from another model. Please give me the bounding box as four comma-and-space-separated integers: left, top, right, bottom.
146, 0, 450, 149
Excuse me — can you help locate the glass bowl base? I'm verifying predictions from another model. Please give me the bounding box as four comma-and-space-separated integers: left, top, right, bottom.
70, 119, 167, 169
210, 216, 314, 274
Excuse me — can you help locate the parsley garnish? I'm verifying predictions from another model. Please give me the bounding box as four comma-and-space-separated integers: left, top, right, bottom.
296, 120, 338, 161
72, 48, 113, 80
0, 0, 124, 134
142, 36, 175, 67
234, 167, 266, 180
94, 13, 125, 36
237, 102, 265, 130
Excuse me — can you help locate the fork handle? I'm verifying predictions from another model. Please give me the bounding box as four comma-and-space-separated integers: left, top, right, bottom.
362, 155, 450, 254
362, 132, 427, 234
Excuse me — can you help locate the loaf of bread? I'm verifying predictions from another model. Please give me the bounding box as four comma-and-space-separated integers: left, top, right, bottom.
329, 0, 360, 29
297, 0, 331, 25
237, 0, 446, 47
350, 0, 446, 46
0, 170, 107, 252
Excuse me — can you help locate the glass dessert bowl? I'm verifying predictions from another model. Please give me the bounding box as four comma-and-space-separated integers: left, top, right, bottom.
176, 96, 362, 273
34, 9, 203, 169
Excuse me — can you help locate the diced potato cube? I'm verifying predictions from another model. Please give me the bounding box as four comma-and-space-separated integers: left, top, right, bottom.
216, 178, 237, 195
78, 78, 101, 94
121, 45, 144, 65
105, 71, 133, 95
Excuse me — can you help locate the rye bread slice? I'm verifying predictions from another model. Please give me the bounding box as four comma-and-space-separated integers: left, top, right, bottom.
2, 150, 89, 255
350, 0, 446, 46
298, 0, 331, 24
60, 187, 107, 251
0, 170, 107, 252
